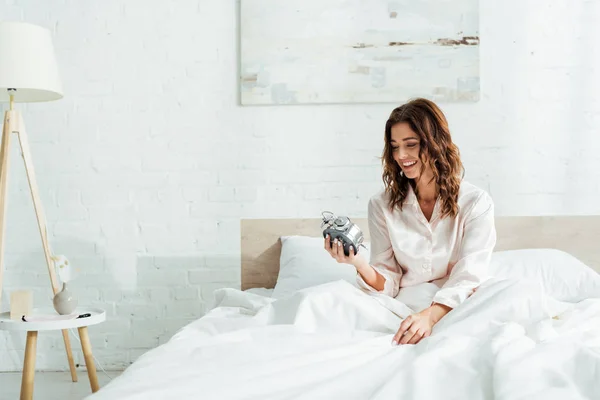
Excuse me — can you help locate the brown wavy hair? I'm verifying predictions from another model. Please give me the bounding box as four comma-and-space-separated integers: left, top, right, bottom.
382, 98, 464, 219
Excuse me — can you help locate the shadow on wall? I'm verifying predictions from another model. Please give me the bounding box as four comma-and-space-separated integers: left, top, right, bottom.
112, 254, 242, 368
148, 253, 242, 313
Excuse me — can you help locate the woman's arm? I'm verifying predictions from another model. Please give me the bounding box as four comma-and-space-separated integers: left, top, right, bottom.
355, 257, 386, 291
325, 239, 386, 291
324, 195, 402, 297
431, 192, 496, 309
357, 196, 403, 296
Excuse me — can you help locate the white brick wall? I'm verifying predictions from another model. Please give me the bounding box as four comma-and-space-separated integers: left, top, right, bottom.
1, 0, 599, 371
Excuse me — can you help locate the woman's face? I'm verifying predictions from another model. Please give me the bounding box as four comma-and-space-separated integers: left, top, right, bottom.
390, 122, 428, 180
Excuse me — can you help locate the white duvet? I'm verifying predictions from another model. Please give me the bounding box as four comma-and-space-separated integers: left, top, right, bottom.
86, 278, 600, 400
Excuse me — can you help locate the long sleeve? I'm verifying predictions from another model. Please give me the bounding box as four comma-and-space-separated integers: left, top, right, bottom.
431, 192, 497, 309
356, 196, 403, 297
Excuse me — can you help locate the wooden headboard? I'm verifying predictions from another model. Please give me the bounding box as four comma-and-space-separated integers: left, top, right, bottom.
240, 216, 600, 290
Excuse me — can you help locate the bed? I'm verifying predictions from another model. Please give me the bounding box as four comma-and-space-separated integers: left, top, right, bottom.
86, 216, 600, 400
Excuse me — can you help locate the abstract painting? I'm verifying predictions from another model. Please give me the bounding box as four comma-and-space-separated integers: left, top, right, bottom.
240, 0, 479, 105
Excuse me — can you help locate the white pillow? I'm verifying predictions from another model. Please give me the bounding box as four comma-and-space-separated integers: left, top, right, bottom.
272, 235, 371, 300
489, 248, 600, 302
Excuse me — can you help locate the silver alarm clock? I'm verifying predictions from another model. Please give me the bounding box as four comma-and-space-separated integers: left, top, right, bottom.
321, 211, 366, 256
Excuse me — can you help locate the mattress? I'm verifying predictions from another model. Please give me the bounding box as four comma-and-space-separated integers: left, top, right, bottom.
84, 278, 600, 399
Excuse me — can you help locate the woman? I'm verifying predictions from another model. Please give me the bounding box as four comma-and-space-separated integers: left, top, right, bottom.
325, 98, 496, 346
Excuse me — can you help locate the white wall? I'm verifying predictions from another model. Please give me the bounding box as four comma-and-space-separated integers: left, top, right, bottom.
0, 0, 598, 372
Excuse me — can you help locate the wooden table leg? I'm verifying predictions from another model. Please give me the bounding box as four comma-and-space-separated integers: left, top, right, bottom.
77, 326, 99, 392
61, 329, 78, 382
20, 331, 37, 400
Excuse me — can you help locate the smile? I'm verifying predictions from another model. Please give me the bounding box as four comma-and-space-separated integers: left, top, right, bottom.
402, 160, 417, 167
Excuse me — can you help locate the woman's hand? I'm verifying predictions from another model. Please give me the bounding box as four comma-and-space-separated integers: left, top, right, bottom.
325, 235, 386, 291
391, 303, 452, 345
324, 234, 363, 268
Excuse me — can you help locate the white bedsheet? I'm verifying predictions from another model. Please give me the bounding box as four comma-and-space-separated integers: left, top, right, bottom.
243, 287, 274, 298
85, 278, 600, 400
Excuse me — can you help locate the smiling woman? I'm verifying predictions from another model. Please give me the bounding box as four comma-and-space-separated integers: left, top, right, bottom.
383, 98, 464, 219
325, 98, 496, 345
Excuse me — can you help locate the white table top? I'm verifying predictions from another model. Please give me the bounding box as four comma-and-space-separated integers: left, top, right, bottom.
0, 307, 105, 332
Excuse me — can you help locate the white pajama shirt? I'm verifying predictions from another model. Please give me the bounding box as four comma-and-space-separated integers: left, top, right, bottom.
357, 181, 497, 309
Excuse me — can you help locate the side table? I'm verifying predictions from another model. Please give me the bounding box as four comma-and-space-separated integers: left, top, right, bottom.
0, 307, 106, 400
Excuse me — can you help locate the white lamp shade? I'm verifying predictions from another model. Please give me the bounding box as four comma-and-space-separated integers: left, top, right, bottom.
0, 21, 63, 103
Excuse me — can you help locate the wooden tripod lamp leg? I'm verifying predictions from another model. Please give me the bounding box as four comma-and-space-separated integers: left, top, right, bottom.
0, 111, 12, 309
12, 111, 78, 382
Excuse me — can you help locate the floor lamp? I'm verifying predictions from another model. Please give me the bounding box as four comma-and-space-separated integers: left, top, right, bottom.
0, 21, 78, 382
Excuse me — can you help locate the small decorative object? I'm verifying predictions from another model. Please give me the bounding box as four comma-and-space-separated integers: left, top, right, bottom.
52, 255, 77, 315
10, 290, 33, 320
53, 283, 77, 315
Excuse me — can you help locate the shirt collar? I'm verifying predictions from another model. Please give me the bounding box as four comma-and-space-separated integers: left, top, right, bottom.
405, 185, 441, 220
405, 184, 418, 205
